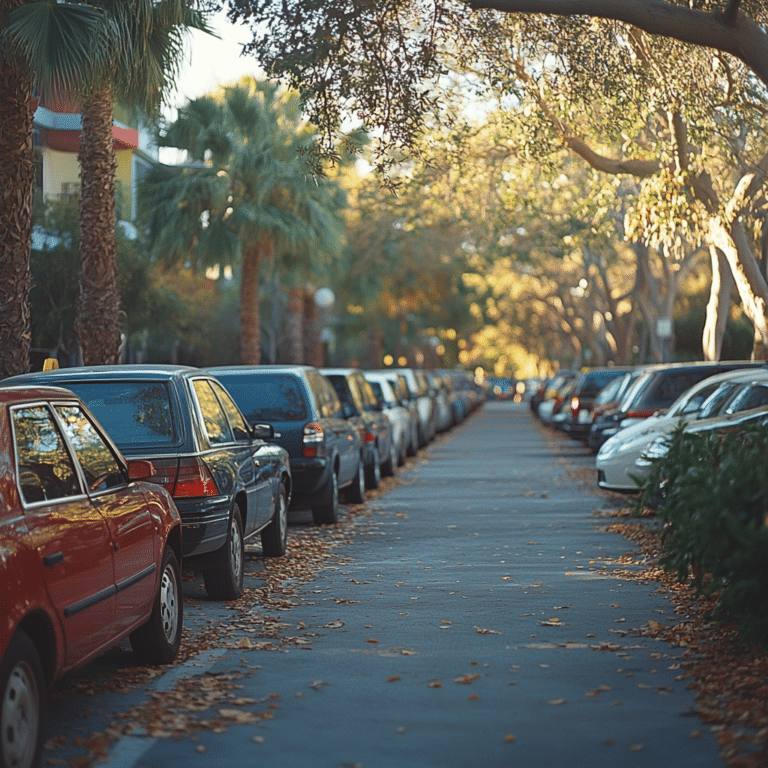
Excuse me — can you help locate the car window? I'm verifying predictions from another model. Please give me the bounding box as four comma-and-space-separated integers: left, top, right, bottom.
210, 381, 251, 440
695, 383, 738, 419
12, 405, 82, 504
54, 405, 125, 492
62, 380, 178, 447
725, 382, 768, 414
321, 377, 343, 418
193, 379, 234, 445
219, 373, 309, 422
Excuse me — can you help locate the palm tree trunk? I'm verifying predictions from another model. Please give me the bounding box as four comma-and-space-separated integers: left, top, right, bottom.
285, 286, 304, 363
75, 85, 121, 365
0, 36, 33, 377
240, 239, 271, 364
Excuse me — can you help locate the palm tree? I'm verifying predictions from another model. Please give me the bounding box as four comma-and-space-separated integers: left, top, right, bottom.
76, 0, 208, 364
5, 0, 208, 366
0, 0, 101, 376
139, 78, 346, 364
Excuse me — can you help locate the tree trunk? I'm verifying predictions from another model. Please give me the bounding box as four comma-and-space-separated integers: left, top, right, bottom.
75, 86, 121, 365
240, 239, 271, 364
702, 246, 733, 361
303, 287, 321, 366
285, 286, 304, 363
0, 35, 33, 378
708, 217, 768, 360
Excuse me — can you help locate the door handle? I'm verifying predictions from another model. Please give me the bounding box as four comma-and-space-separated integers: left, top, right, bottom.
43, 552, 64, 568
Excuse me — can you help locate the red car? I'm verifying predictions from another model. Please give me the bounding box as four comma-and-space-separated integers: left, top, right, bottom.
0, 385, 183, 768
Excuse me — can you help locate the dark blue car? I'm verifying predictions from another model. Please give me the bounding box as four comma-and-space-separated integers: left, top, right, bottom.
206, 365, 364, 525
4, 365, 292, 601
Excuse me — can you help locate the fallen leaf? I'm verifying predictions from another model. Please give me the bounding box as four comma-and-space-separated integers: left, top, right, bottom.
366, 638, 379, 644
427, 679, 443, 688
548, 699, 566, 706
504, 734, 516, 743
628, 744, 644, 752
453, 673, 480, 684
387, 676, 401, 683
474, 627, 502, 635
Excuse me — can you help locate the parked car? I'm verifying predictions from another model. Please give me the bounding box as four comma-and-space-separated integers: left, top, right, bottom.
425, 372, 456, 433
587, 361, 766, 451
597, 367, 768, 492
371, 367, 435, 447
364, 371, 412, 467
536, 371, 577, 425
0, 384, 183, 768
634, 370, 768, 484
387, 373, 420, 456
207, 365, 364, 524
5, 365, 291, 601
562, 367, 633, 440
321, 367, 394, 487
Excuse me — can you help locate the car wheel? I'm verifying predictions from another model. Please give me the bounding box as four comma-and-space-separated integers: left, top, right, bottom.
406, 424, 418, 456
397, 436, 407, 466
365, 445, 381, 489
312, 470, 340, 524
130, 547, 183, 665
344, 455, 366, 505
261, 481, 288, 557
203, 505, 244, 600
0, 630, 45, 768
381, 439, 396, 477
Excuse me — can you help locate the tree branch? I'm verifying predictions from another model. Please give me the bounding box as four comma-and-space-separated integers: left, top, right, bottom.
564, 135, 660, 177
464, 0, 768, 87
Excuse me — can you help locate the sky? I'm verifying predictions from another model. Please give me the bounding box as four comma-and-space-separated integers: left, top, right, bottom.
169, 11, 262, 109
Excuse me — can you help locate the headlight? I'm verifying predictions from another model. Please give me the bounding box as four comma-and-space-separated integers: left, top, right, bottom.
641, 437, 670, 461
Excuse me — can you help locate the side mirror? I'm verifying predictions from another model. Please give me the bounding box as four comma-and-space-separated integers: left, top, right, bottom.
128, 459, 156, 481
251, 423, 275, 439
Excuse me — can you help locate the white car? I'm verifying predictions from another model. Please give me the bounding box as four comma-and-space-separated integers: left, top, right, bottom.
596, 367, 768, 492
364, 371, 412, 468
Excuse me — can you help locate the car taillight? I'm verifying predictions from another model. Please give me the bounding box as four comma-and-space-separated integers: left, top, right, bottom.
625, 409, 657, 419
363, 431, 375, 443
570, 395, 580, 417
173, 457, 220, 497
141, 457, 178, 495
303, 422, 325, 458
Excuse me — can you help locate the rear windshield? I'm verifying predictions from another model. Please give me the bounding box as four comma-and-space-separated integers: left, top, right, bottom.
60, 380, 177, 447
215, 374, 308, 422
578, 371, 625, 398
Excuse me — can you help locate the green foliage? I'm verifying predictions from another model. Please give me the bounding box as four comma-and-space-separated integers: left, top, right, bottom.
640, 424, 768, 646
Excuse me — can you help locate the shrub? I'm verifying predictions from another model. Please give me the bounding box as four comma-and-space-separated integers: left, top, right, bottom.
638, 423, 768, 646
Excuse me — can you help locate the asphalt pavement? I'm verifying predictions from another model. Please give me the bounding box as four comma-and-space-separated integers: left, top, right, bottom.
53, 400, 721, 768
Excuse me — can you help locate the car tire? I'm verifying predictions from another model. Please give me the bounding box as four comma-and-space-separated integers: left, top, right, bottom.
365, 445, 381, 489
406, 424, 418, 456
261, 480, 288, 557
344, 456, 366, 504
312, 470, 339, 524
380, 439, 396, 477
203, 505, 244, 600
0, 630, 45, 768
130, 547, 183, 665
397, 436, 407, 466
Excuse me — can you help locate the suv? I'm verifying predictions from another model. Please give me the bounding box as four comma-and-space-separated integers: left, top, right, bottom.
6, 365, 292, 600
208, 365, 364, 525
321, 368, 394, 488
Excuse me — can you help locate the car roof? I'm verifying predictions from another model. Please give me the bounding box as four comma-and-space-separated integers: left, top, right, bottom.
0, 384, 82, 404
208, 365, 316, 375
5, 364, 205, 383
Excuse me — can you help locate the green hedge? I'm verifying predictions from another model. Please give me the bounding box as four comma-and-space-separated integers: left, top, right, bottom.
638, 424, 768, 646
